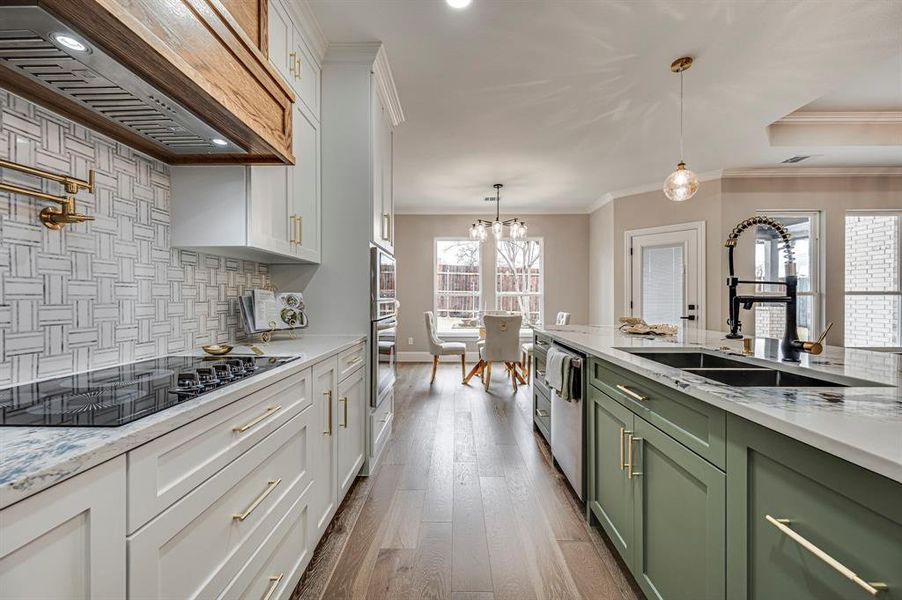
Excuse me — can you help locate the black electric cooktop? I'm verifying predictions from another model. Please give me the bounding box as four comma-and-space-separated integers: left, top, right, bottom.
0, 355, 298, 428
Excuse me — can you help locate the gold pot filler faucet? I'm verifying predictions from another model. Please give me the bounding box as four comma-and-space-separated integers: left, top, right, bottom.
0, 158, 95, 229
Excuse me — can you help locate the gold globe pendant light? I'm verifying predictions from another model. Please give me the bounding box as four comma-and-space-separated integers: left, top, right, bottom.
663, 56, 699, 202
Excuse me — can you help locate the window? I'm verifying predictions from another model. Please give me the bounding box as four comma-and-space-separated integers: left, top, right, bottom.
754, 212, 821, 340
495, 239, 543, 326
434, 239, 481, 331
844, 212, 901, 348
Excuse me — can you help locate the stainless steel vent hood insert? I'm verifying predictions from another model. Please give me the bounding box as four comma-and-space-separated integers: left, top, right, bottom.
0, 5, 246, 156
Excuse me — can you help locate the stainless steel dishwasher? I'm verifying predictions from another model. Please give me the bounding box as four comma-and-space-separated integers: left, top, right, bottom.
549, 342, 586, 500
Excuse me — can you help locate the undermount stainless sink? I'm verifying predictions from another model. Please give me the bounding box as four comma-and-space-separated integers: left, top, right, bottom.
619, 349, 887, 388
682, 368, 846, 388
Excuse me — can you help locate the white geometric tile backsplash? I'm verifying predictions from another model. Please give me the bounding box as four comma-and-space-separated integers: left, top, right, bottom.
0, 90, 270, 386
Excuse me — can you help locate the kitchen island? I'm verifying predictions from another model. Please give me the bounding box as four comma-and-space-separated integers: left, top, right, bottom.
536, 324, 902, 600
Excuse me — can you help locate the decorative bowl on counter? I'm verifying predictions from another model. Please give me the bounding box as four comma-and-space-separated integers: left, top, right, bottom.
201, 344, 234, 356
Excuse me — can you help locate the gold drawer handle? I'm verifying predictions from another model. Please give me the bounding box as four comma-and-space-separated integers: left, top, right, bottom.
616, 384, 647, 402
765, 515, 887, 596
346, 356, 363, 367
340, 395, 348, 428
324, 390, 333, 436
626, 434, 642, 479
535, 409, 549, 418
233, 405, 282, 433
619, 427, 633, 471
233, 478, 282, 521
296, 215, 302, 245
262, 573, 284, 600
288, 52, 297, 76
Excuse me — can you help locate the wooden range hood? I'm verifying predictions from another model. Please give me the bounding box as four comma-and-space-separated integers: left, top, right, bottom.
0, 0, 295, 165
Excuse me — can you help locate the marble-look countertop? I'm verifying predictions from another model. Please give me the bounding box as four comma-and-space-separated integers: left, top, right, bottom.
0, 334, 365, 510
537, 325, 902, 484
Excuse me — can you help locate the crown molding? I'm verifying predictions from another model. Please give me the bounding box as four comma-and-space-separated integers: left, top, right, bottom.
285, 0, 328, 63
723, 166, 902, 178
393, 206, 588, 216
373, 45, 406, 127
777, 111, 902, 124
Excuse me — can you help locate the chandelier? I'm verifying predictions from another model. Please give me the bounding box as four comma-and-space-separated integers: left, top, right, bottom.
663, 56, 699, 202
468, 184, 527, 242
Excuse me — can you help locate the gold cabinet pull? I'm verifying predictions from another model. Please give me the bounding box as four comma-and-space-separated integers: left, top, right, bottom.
324, 390, 333, 435
296, 215, 303, 246
296, 57, 303, 80
233, 405, 282, 433
626, 434, 643, 479
765, 515, 887, 596
346, 356, 363, 367
233, 478, 282, 521
535, 408, 549, 418
288, 52, 297, 77
288, 215, 296, 244
382, 213, 391, 241
340, 395, 348, 428
619, 427, 633, 471
262, 573, 284, 600
616, 384, 647, 402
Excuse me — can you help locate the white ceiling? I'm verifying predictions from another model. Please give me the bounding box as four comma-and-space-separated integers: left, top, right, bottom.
308, 0, 902, 213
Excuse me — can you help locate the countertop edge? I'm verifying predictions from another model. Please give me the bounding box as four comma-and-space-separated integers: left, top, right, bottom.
0, 335, 366, 510
538, 328, 902, 486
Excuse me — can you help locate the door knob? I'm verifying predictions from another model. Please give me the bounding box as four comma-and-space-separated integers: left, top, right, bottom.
679, 315, 696, 321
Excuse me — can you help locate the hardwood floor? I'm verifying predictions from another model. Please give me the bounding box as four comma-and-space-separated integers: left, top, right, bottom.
292, 363, 641, 600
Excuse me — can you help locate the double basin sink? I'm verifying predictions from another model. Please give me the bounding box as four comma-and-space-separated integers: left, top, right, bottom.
620, 349, 885, 388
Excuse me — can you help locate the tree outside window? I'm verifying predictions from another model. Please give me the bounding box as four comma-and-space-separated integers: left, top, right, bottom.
495, 239, 543, 326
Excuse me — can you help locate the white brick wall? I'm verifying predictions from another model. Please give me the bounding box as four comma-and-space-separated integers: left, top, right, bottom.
844, 215, 900, 347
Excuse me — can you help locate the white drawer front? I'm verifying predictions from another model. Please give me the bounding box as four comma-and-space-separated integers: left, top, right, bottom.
218, 481, 312, 600
370, 388, 393, 461
337, 341, 366, 382
128, 407, 313, 600
128, 367, 312, 532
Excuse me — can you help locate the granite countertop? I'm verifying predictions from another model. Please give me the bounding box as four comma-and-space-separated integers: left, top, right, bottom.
537, 324, 902, 484
0, 334, 365, 510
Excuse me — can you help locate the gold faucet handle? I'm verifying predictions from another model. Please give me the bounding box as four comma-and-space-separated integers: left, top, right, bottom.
801, 321, 834, 355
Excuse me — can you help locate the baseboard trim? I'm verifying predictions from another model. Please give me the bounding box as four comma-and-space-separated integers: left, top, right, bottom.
398, 351, 481, 363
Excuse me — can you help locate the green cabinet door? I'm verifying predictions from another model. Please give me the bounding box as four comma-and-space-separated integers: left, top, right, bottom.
727, 414, 902, 600
632, 416, 726, 600
587, 385, 636, 567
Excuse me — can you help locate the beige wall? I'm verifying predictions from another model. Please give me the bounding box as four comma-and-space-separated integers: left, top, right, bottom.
589, 202, 615, 325
395, 214, 589, 356
588, 174, 902, 346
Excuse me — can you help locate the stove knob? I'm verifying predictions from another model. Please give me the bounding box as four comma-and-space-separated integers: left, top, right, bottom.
196, 367, 218, 385
212, 364, 233, 379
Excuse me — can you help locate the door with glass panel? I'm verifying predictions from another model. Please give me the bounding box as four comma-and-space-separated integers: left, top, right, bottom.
628, 224, 702, 330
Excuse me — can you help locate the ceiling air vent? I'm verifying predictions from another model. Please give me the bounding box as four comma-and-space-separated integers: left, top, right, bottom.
781, 155, 812, 164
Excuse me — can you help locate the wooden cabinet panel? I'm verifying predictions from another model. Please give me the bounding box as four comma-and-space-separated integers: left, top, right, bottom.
632, 416, 726, 600
220, 0, 268, 52
587, 387, 635, 567
727, 414, 902, 600
12, 0, 295, 164
337, 366, 366, 498
0, 457, 126, 600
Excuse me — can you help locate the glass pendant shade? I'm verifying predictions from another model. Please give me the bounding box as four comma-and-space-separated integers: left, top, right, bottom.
492, 220, 503, 238
663, 161, 699, 202
469, 223, 477, 240
477, 222, 487, 242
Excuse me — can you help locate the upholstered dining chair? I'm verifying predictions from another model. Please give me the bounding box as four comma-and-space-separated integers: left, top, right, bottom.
424, 311, 467, 384
521, 311, 572, 380
464, 314, 526, 392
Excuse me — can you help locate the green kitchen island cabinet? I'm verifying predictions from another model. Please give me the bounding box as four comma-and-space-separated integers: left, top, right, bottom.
726, 414, 902, 600
588, 382, 726, 600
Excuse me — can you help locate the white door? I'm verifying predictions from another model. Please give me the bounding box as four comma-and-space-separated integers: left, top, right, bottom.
627, 223, 704, 330
291, 102, 320, 260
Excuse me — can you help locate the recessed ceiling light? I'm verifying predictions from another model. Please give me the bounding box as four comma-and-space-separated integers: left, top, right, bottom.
211, 138, 229, 147
52, 33, 89, 53
446, 0, 472, 9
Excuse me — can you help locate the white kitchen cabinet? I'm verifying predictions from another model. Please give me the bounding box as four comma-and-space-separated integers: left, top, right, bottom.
337, 365, 367, 497
128, 408, 313, 599
309, 357, 339, 542
169, 0, 322, 265
0, 457, 126, 600
372, 86, 395, 254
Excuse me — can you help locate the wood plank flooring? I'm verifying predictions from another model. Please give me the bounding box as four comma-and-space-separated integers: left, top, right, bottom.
292, 363, 642, 600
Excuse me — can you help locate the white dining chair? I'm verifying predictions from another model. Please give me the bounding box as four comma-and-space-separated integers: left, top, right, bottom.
464, 314, 525, 392
521, 311, 571, 379
424, 311, 467, 384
